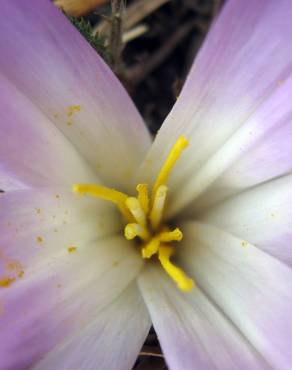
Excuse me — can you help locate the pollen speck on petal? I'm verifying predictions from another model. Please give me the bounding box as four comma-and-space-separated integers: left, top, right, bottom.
67, 246, 77, 253
36, 236, 44, 244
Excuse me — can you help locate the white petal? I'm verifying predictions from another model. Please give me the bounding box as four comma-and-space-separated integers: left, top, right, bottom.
179, 221, 292, 370
136, 0, 292, 215
33, 282, 151, 370
0, 187, 120, 266
199, 173, 292, 266
138, 265, 267, 370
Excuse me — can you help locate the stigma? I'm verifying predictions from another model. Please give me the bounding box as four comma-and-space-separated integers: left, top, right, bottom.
73, 136, 194, 292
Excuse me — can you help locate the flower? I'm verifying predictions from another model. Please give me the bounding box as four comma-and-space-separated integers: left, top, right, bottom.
0, 0, 292, 369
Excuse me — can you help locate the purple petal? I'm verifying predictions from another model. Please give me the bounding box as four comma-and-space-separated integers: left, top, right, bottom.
0, 189, 145, 369
33, 283, 150, 370
0, 0, 151, 191
0, 77, 99, 190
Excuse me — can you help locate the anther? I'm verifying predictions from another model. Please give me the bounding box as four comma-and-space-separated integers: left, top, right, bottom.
136, 184, 149, 214
124, 223, 150, 241
126, 197, 147, 227
141, 237, 160, 259
149, 185, 168, 230
159, 228, 183, 242
141, 228, 183, 259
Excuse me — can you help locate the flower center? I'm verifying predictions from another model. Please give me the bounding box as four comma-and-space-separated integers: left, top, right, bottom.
73, 136, 194, 292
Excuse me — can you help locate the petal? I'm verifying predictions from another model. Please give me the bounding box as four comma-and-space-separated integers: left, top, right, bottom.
136, 0, 292, 215
0, 188, 146, 369
184, 76, 292, 213
33, 282, 150, 370
0, 187, 120, 265
199, 173, 292, 266
0, 229, 144, 369
138, 265, 267, 370
179, 222, 292, 370
0, 76, 98, 190
0, 0, 151, 191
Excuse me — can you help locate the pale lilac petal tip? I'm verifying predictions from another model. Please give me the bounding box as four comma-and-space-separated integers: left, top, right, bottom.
0, 189, 146, 370
137, 0, 292, 215
0, 0, 151, 190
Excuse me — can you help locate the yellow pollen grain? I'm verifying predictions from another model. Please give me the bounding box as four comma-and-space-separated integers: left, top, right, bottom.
36, 236, 44, 244
35, 208, 41, 215
67, 246, 77, 253
241, 240, 248, 248
67, 105, 81, 117
0, 277, 16, 288
18, 270, 25, 278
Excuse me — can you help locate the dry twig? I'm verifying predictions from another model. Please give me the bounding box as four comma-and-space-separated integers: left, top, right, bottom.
109, 0, 124, 73
124, 20, 196, 87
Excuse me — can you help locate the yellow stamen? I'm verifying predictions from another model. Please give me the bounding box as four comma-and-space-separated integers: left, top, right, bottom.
124, 223, 150, 241
158, 245, 194, 292
141, 227, 183, 259
72, 135, 193, 293
159, 228, 183, 242
126, 197, 147, 227
152, 136, 188, 198
149, 185, 168, 230
142, 237, 160, 259
136, 184, 149, 214
73, 184, 132, 221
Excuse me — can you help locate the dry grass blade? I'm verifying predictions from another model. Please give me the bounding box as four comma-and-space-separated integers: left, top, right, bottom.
93, 0, 170, 35
122, 24, 149, 43
124, 20, 195, 86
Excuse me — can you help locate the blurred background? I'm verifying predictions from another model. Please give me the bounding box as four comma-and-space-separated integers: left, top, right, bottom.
54, 0, 223, 368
